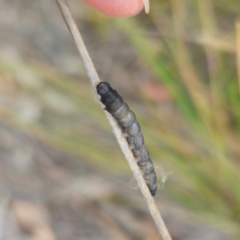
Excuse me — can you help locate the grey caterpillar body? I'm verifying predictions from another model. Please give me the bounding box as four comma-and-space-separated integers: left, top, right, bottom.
97, 82, 157, 196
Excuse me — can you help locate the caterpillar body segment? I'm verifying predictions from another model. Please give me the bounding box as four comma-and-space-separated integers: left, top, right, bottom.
97, 82, 157, 196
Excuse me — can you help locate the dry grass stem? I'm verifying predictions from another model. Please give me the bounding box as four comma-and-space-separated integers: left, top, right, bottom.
56, 0, 172, 239
143, 0, 150, 14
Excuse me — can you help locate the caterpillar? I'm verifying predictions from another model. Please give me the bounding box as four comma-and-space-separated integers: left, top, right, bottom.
97, 82, 157, 196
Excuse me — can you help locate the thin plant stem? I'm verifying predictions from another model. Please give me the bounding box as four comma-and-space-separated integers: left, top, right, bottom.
56, 0, 172, 239
143, 0, 150, 13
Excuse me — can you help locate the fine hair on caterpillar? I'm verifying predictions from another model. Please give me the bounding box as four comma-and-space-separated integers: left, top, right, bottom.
97, 82, 157, 196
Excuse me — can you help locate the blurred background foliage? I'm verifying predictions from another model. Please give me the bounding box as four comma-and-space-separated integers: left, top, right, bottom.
0, 0, 240, 239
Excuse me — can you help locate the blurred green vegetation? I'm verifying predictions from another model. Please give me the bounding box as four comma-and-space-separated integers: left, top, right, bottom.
1, 0, 240, 238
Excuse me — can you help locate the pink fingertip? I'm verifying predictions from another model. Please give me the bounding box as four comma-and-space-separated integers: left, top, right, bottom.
83, 0, 144, 17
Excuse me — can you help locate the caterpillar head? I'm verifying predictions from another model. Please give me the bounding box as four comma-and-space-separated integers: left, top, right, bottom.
97, 82, 119, 105
97, 82, 111, 95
